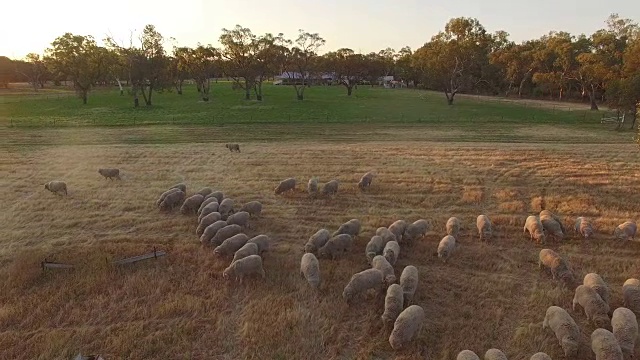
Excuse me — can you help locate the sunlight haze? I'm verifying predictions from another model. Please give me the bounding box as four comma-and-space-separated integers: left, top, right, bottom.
1, 0, 639, 59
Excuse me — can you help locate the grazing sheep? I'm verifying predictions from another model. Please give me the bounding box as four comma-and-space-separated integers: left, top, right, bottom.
304, 229, 331, 254
196, 187, 213, 197
437, 235, 456, 262
247, 235, 270, 254
196, 212, 222, 236
365, 235, 386, 264
226, 211, 251, 228
383, 241, 400, 265
388, 220, 408, 242
457, 351, 480, 360
44, 180, 68, 196
300, 253, 320, 289
198, 201, 220, 222
333, 219, 361, 237
446, 217, 461, 237
170, 183, 187, 193
98, 168, 120, 180
476, 215, 492, 241
214, 233, 249, 257
218, 198, 235, 220
207, 191, 224, 203
198, 197, 219, 215
159, 190, 186, 211
322, 179, 339, 197
211, 224, 243, 247
358, 171, 375, 191
402, 219, 429, 245
615, 221, 637, 241
623, 279, 640, 316
573, 285, 611, 328
484, 349, 508, 360
307, 178, 319, 197
529, 353, 551, 360
381, 284, 404, 326
232, 242, 259, 262
584, 273, 611, 306
318, 234, 353, 260
225, 143, 240, 152
376, 227, 397, 243
612, 307, 638, 359
575, 216, 595, 239
538, 249, 576, 288
180, 194, 205, 215
524, 215, 547, 244
591, 328, 623, 360
543, 306, 581, 358
388, 305, 425, 350
540, 209, 566, 233
372, 255, 396, 285
199, 220, 228, 245
540, 211, 565, 241
240, 201, 262, 217
156, 187, 180, 207
222, 255, 265, 284
342, 268, 385, 305
274, 178, 296, 195
400, 265, 419, 306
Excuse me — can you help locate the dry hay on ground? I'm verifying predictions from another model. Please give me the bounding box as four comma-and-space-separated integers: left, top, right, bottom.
1, 140, 640, 359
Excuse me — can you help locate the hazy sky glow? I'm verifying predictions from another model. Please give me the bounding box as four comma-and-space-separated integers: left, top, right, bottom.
2, 0, 639, 59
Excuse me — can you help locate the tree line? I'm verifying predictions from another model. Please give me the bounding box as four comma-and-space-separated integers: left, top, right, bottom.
0, 14, 638, 117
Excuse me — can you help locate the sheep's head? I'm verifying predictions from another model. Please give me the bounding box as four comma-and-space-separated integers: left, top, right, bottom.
222, 265, 234, 280
44, 183, 49, 190
303, 244, 315, 254
593, 314, 611, 330
561, 338, 579, 358
614, 227, 624, 239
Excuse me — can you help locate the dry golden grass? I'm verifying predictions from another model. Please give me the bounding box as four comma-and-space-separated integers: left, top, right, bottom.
2, 128, 640, 359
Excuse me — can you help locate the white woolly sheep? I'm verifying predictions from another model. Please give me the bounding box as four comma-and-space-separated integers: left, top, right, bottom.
400, 265, 418, 306
274, 178, 296, 195
484, 349, 508, 360
300, 253, 320, 289
198, 201, 220, 223
333, 219, 361, 237
538, 249, 576, 288
211, 224, 243, 246
381, 284, 404, 326
44, 180, 68, 196
376, 227, 397, 243
615, 221, 637, 241
388, 220, 408, 242
342, 268, 384, 305
402, 219, 429, 245
159, 190, 186, 211
524, 216, 546, 244
446, 217, 461, 238
575, 216, 595, 239
318, 234, 353, 260
383, 241, 400, 266
540, 211, 564, 241
98, 168, 120, 180
358, 171, 375, 191
612, 307, 638, 359
222, 254, 265, 284
199, 220, 228, 245
476, 215, 492, 242
247, 234, 270, 254
543, 305, 580, 358
304, 229, 331, 254
457, 350, 480, 360
207, 191, 224, 203
196, 212, 222, 237
232, 242, 259, 262
218, 198, 235, 220
307, 178, 319, 197
529, 353, 551, 360
225, 143, 240, 152
156, 187, 180, 207
584, 273, 611, 306
226, 211, 251, 228
591, 328, 623, 360
322, 179, 339, 197
170, 183, 187, 193
437, 235, 456, 262
240, 201, 262, 217
573, 285, 611, 328
623, 279, 640, 316
372, 255, 396, 285
198, 197, 219, 215
180, 194, 205, 215
388, 305, 425, 350
540, 209, 566, 233
214, 233, 249, 257
365, 235, 386, 264
196, 187, 213, 197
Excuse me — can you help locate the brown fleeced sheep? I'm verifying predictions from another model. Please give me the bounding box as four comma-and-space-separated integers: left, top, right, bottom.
300, 252, 320, 289
342, 268, 384, 305
365, 235, 386, 264
214, 233, 249, 257
388, 305, 425, 350
623, 279, 640, 317
304, 229, 331, 254
332, 219, 361, 237
457, 350, 480, 360
180, 194, 205, 215
198, 201, 220, 223
476, 215, 492, 242
614, 221, 637, 241
225, 143, 240, 152
400, 265, 418, 306
240, 201, 262, 217
543, 305, 580, 358
402, 219, 429, 245
159, 190, 186, 211
484, 349, 508, 360
232, 242, 259, 262
198, 197, 219, 215
45, 180, 68, 196
612, 307, 638, 359
538, 249, 576, 288
540, 211, 565, 241
540, 209, 566, 233
575, 216, 595, 239
211, 224, 243, 247
196, 187, 213, 197
318, 234, 353, 260
437, 235, 456, 262
98, 168, 121, 180
446, 217, 461, 238
207, 191, 224, 203
170, 183, 187, 193
322, 179, 339, 197
573, 285, 611, 328
383, 241, 400, 265
584, 273, 611, 306
218, 198, 235, 220
222, 255, 265, 284
275, 178, 296, 195
381, 284, 404, 327
529, 353, 552, 360
388, 220, 408, 242
226, 211, 251, 228
156, 187, 180, 207
372, 255, 396, 285
591, 328, 623, 360
199, 220, 227, 245
358, 171, 375, 191
524, 215, 546, 244
307, 178, 319, 197
376, 227, 397, 243
247, 234, 270, 254
196, 212, 222, 237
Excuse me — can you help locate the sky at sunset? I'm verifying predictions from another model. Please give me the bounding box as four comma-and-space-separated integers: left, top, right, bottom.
1, 0, 639, 59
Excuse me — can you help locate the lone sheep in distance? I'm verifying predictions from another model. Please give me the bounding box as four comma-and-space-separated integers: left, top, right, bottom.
225, 143, 240, 152
45, 180, 68, 196
358, 171, 375, 191
614, 221, 637, 241
98, 168, 121, 180
275, 178, 296, 195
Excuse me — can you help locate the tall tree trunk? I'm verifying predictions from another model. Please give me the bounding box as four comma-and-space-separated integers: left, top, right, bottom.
81, 90, 87, 105
444, 90, 455, 105
589, 85, 598, 111
116, 78, 124, 95
347, 85, 353, 96
132, 86, 139, 107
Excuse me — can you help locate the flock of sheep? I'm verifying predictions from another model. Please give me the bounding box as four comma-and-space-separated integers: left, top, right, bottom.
40, 157, 640, 358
